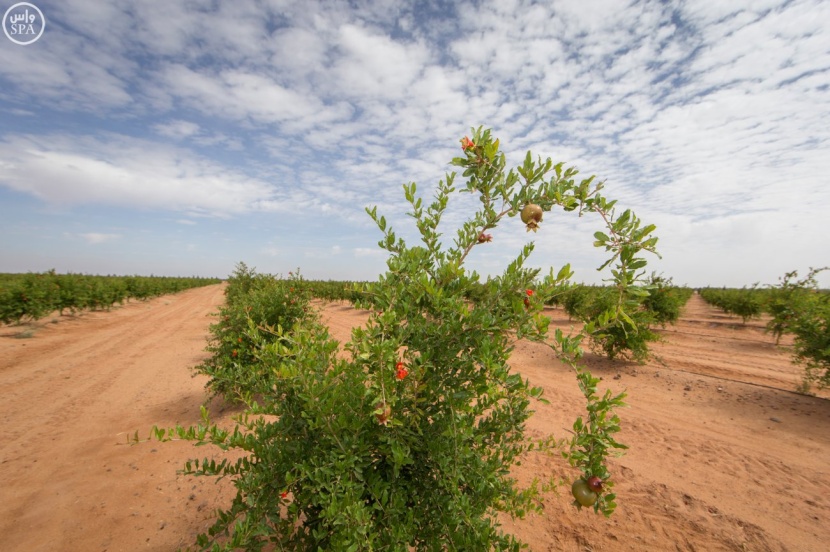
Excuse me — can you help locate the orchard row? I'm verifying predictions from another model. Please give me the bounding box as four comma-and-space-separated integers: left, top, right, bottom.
214, 270, 695, 365
297, 271, 827, 389
553, 279, 692, 362
0, 270, 222, 324
699, 268, 829, 388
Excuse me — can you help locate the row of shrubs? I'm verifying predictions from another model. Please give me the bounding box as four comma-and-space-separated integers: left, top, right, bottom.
280, 270, 693, 365
555, 278, 693, 326
202, 268, 697, 394
698, 287, 765, 323
450, 274, 691, 363
546, 275, 693, 362
0, 270, 221, 324
300, 279, 371, 304
700, 269, 829, 388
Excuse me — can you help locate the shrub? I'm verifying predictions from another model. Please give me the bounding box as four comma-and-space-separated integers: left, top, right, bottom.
794, 298, 830, 388
147, 128, 657, 550
196, 264, 311, 401
766, 267, 830, 388
641, 274, 688, 327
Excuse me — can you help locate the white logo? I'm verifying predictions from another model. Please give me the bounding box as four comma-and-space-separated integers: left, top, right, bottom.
3, 2, 45, 45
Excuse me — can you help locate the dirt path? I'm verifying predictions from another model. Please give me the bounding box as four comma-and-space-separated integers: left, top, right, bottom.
2, 290, 829, 551
0, 284, 236, 551
649, 293, 806, 390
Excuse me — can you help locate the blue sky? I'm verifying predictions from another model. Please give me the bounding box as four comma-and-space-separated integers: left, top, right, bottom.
1, 0, 828, 287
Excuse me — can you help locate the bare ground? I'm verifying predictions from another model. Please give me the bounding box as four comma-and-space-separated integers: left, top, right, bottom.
1, 287, 828, 551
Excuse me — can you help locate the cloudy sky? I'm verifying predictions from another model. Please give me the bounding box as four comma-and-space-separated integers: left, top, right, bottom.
1, 0, 828, 287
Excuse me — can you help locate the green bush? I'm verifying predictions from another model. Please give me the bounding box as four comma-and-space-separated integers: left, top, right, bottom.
641, 274, 689, 327
561, 285, 593, 320
580, 288, 660, 363
559, 284, 661, 362
794, 297, 830, 387
765, 267, 830, 388
196, 264, 311, 401
700, 287, 764, 323
147, 128, 657, 550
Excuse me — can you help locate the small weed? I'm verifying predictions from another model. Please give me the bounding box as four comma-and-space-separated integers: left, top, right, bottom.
795, 377, 815, 396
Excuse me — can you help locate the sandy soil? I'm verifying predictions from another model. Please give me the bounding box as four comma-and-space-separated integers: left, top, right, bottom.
1, 287, 829, 551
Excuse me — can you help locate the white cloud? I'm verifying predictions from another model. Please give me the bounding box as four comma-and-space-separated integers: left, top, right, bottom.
0, 5, 133, 110
0, 134, 277, 216
157, 64, 355, 132
330, 23, 431, 100
154, 120, 201, 139
79, 232, 121, 245
354, 247, 384, 258
0, 0, 828, 286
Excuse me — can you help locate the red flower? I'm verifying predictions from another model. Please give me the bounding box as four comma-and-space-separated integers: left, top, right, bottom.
232, 350, 238, 357
526, 289, 534, 296
477, 232, 492, 244
460, 136, 475, 151
395, 361, 408, 380
280, 491, 288, 499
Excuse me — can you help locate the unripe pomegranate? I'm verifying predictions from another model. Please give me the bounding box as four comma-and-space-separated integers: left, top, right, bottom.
571, 478, 598, 507
520, 204, 543, 232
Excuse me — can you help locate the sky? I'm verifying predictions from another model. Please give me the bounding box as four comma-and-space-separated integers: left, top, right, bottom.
0, 0, 828, 288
